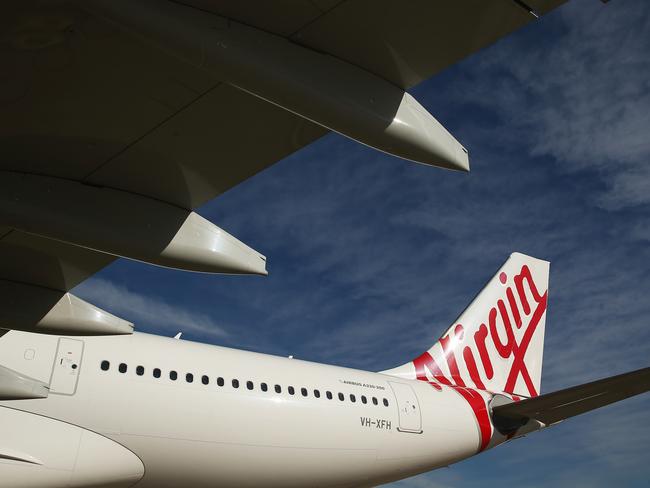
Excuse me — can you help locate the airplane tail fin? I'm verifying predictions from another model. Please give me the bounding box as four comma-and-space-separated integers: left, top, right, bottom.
383, 253, 550, 398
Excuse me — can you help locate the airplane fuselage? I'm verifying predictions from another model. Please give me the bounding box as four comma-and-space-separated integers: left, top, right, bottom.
0, 330, 501, 487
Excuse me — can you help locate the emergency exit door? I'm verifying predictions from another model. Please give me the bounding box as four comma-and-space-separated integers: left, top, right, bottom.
389, 381, 423, 433
49, 338, 84, 395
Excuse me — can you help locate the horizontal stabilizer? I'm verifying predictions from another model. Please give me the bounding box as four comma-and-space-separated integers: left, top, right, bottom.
493, 367, 650, 426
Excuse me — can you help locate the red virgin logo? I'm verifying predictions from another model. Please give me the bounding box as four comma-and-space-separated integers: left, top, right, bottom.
412, 264, 548, 398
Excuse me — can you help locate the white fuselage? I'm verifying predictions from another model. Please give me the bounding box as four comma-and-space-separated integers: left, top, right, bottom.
0, 330, 497, 487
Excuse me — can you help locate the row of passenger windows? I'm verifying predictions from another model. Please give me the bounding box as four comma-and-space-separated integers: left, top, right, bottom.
101, 360, 390, 407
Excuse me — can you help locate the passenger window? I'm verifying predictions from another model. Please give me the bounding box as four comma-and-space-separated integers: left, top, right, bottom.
275, 384, 282, 393
247, 381, 254, 390
338, 393, 344, 401
301, 387, 308, 397
170, 370, 178, 381
314, 389, 321, 398
100, 360, 110, 371
202, 375, 209, 385
361, 395, 367, 404
217, 377, 224, 387
350, 394, 356, 403
186, 373, 194, 383
261, 383, 268, 392
232, 379, 239, 388
288, 386, 295, 395
372, 397, 378, 405
136, 366, 144, 376
153, 368, 161, 378
383, 398, 389, 407
326, 391, 333, 400
118, 363, 127, 374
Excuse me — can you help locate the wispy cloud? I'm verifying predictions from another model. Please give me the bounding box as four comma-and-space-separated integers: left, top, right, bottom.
73, 277, 230, 339
434, 0, 650, 210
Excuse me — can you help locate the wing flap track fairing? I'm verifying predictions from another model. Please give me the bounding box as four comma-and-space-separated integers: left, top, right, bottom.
85, 0, 469, 171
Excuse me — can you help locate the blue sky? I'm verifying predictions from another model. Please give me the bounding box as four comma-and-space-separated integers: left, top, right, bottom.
76, 0, 650, 486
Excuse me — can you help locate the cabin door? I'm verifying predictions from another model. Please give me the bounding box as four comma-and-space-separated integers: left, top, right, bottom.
49, 338, 84, 395
388, 381, 423, 433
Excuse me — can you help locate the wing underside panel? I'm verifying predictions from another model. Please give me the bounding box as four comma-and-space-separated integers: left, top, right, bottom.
0, 0, 568, 333
179, 0, 568, 89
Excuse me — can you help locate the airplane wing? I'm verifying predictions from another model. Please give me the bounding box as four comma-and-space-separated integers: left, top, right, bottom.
0, 0, 568, 335
493, 368, 650, 427
182, 0, 567, 90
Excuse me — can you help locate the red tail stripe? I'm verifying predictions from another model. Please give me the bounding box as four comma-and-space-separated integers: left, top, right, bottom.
451, 386, 492, 452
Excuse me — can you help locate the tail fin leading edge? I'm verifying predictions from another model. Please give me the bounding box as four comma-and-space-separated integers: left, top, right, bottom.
384, 253, 550, 398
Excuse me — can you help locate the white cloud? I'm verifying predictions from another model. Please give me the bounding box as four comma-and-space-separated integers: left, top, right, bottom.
73, 277, 230, 339
444, 0, 650, 209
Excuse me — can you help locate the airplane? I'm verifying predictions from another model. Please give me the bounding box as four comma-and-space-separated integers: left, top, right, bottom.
1, 253, 649, 487
1, 0, 648, 486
